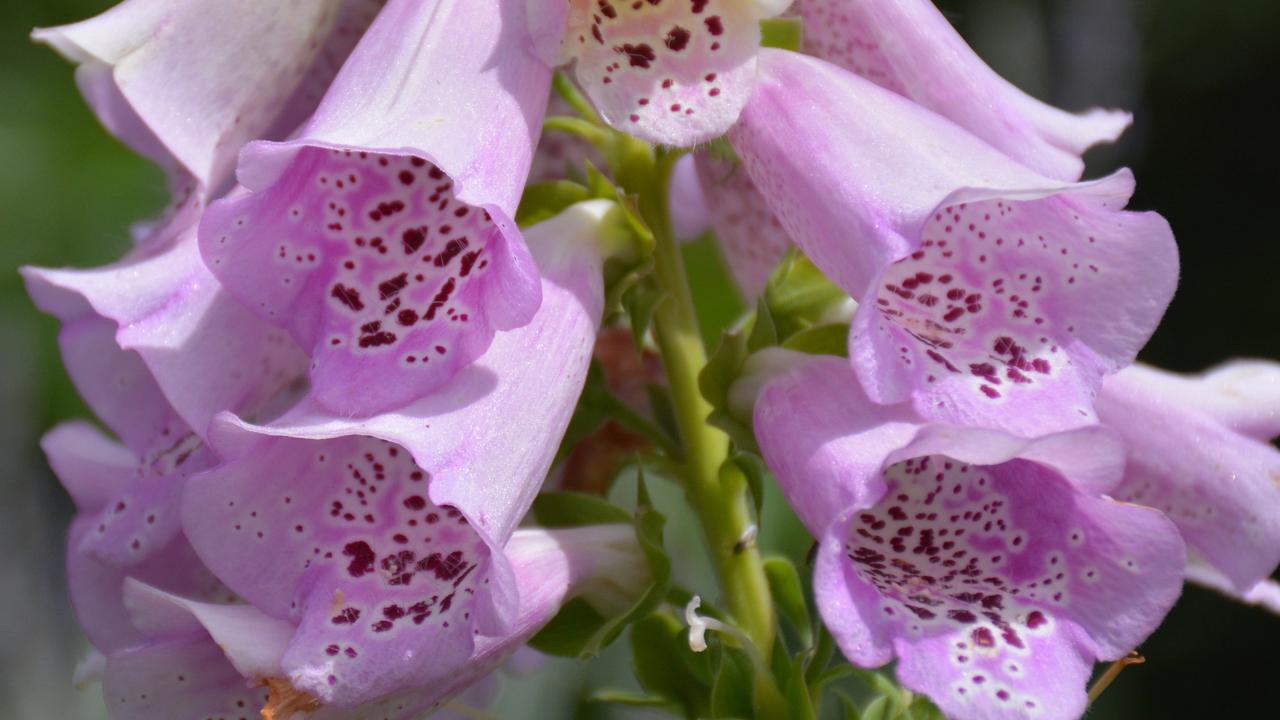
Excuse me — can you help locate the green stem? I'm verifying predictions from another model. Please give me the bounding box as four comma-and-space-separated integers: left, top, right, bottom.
629, 148, 778, 660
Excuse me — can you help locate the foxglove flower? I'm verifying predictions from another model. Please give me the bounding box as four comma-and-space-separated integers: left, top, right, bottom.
732, 50, 1177, 435
181, 202, 608, 709
37, 329, 228, 655
694, 150, 791, 298
1096, 361, 1280, 598
538, 0, 794, 146
754, 355, 1184, 720
33, 0, 351, 196
200, 0, 555, 415
23, 216, 308, 439
98, 523, 646, 720
791, 0, 1130, 181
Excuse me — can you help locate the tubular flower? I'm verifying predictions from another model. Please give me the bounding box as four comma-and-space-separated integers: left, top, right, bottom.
754, 356, 1185, 720
1096, 361, 1280, 598
98, 523, 646, 720
37, 334, 229, 656
181, 203, 607, 709
33, 0, 352, 196
22, 215, 308, 440
693, 150, 790, 299
199, 0, 555, 415
790, 0, 1130, 182
731, 50, 1176, 435
539, 0, 794, 146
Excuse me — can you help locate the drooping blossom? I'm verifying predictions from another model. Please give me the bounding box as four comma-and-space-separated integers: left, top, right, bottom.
36, 330, 229, 656
22, 215, 308, 440
731, 50, 1177, 436
1096, 361, 1280, 599
200, 0, 556, 415
753, 355, 1185, 720
791, 0, 1130, 182
692, 0, 1131, 299
181, 202, 609, 709
33, 0, 349, 196
539, 0, 794, 146
693, 150, 790, 299
95, 522, 646, 720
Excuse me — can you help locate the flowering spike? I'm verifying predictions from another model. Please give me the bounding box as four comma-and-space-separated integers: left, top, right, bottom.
732, 50, 1177, 435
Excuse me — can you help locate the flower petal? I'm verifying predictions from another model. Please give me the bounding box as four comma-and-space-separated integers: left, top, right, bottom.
41, 421, 137, 512
34, 0, 347, 193
758, 356, 1185, 720
1098, 363, 1280, 590
102, 636, 270, 720
695, 151, 791, 298
732, 51, 1176, 434
200, 0, 553, 414
567, 0, 767, 146
23, 224, 309, 444
792, 0, 1130, 180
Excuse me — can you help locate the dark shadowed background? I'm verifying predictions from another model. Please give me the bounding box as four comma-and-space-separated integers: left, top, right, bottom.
1, 0, 1276, 717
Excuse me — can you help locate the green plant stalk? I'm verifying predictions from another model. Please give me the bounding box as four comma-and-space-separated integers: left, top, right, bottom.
626, 147, 778, 661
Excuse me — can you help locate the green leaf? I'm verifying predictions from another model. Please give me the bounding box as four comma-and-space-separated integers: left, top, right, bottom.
763, 556, 811, 643
784, 654, 817, 720
631, 612, 709, 718
516, 180, 591, 226
760, 17, 804, 51
532, 491, 632, 528
706, 408, 759, 456
782, 322, 850, 357
839, 693, 863, 720
589, 689, 677, 710
526, 596, 608, 657
710, 644, 756, 719
860, 695, 891, 720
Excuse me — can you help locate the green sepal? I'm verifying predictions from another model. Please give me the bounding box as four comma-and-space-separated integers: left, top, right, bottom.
724, 451, 768, 520
763, 556, 811, 644
527, 473, 671, 659
747, 297, 779, 352
622, 281, 667, 350
783, 322, 851, 357
515, 180, 591, 227
700, 329, 749, 413
760, 17, 804, 51
763, 249, 849, 342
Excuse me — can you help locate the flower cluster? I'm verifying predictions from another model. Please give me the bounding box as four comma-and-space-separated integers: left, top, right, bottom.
26, 1, 1278, 720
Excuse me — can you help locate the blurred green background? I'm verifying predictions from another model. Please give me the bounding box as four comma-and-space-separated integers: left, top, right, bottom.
1, 0, 1276, 718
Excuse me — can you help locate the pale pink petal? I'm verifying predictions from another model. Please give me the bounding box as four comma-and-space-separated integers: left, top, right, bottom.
201, 0, 553, 414
732, 51, 1176, 435
34, 0, 347, 193
566, 0, 768, 146
1098, 363, 1280, 591
694, 151, 790, 297
792, 0, 1130, 180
